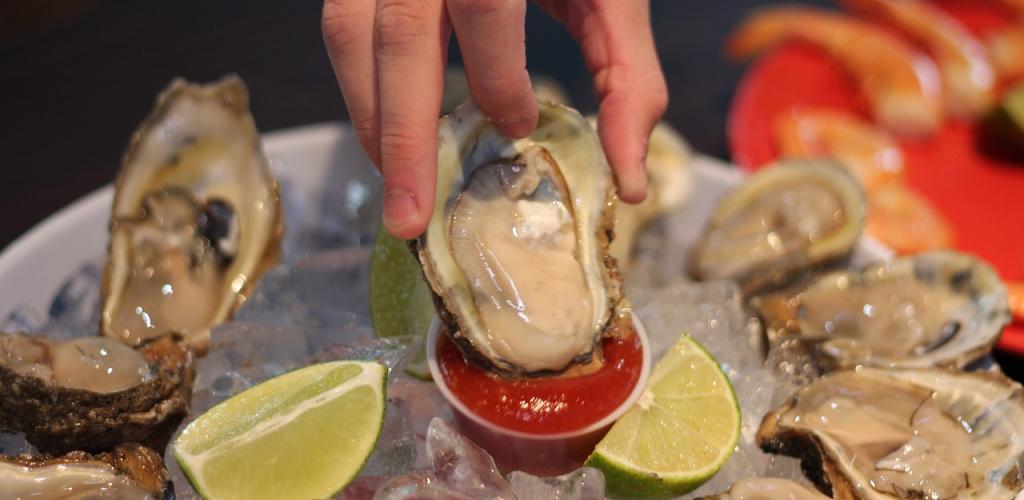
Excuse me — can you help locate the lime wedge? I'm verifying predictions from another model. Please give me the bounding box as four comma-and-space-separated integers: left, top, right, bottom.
585, 334, 740, 499
173, 361, 386, 500
368, 228, 436, 380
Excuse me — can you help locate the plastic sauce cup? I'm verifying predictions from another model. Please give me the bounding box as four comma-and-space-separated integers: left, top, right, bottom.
426, 316, 652, 476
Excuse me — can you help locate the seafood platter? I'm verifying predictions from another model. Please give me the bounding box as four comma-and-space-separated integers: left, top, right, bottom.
728, 0, 1024, 352
3, 7, 1024, 497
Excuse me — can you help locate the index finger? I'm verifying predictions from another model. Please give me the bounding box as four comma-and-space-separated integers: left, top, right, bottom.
374, 0, 448, 239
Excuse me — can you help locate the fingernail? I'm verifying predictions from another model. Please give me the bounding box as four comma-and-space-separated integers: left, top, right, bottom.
384, 190, 419, 230
620, 167, 648, 204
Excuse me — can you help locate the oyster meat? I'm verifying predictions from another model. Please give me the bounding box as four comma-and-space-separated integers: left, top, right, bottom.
1, 442, 170, 499
702, 478, 830, 500
416, 99, 625, 376
758, 368, 1024, 499
0, 333, 194, 453
689, 160, 865, 294
102, 76, 282, 353
753, 251, 1010, 371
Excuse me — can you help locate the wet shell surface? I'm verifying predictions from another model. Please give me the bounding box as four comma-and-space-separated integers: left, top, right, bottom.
0, 332, 194, 454
753, 250, 1010, 371
689, 160, 865, 295
415, 98, 626, 377
758, 368, 1024, 499
0, 443, 171, 499
101, 75, 282, 354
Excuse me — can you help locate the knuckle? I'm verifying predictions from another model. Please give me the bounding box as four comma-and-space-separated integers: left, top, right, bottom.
378, 128, 425, 165
646, 80, 669, 117
473, 74, 529, 105
375, 0, 432, 53
322, 0, 366, 49
600, 88, 631, 115
350, 115, 379, 143
449, 0, 507, 17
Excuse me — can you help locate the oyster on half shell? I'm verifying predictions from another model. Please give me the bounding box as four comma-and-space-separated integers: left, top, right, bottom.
415, 99, 625, 376
1, 442, 171, 499
0, 333, 194, 453
754, 251, 1009, 372
689, 160, 865, 295
758, 368, 1024, 499
101, 76, 282, 354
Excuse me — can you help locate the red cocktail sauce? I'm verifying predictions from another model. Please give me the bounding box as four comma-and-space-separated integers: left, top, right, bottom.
437, 330, 644, 435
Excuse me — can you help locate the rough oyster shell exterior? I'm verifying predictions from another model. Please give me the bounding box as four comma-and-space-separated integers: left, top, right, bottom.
0, 333, 194, 454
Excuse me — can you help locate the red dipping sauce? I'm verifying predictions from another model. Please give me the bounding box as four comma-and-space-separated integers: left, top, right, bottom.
437, 332, 644, 435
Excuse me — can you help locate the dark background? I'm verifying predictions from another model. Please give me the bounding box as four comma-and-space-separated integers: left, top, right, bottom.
2, 0, 1020, 376
0, 0, 831, 250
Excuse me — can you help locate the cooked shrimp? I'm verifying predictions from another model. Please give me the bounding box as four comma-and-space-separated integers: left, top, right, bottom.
996, 0, 1024, 14
865, 182, 954, 254
987, 26, 1024, 82
842, 0, 996, 119
1008, 281, 1024, 323
774, 108, 904, 191
728, 7, 942, 137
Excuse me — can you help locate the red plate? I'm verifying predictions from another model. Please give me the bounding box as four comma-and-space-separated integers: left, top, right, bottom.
728, 0, 1024, 354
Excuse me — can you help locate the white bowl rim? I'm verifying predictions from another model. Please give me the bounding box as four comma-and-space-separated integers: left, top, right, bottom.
426, 314, 653, 440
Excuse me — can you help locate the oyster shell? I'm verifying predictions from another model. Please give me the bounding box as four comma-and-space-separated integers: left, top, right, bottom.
101, 76, 282, 354
689, 160, 865, 294
758, 368, 1024, 499
0, 333, 194, 454
753, 251, 1010, 371
701, 478, 830, 500
415, 99, 625, 376
1, 442, 170, 499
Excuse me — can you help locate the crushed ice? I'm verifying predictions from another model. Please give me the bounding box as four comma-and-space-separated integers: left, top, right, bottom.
2, 157, 818, 499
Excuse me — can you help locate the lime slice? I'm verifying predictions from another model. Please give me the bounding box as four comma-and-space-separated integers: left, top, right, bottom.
173, 361, 386, 500
368, 228, 436, 380
585, 334, 740, 499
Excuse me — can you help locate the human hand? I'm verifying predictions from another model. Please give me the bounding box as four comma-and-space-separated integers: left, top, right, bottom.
323, 0, 668, 239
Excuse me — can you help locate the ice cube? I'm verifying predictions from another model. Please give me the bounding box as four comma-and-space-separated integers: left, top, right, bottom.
360, 377, 450, 479
45, 261, 102, 337
427, 418, 516, 498
507, 468, 606, 500
2, 305, 45, 335
370, 419, 516, 499
631, 279, 760, 371
281, 158, 382, 261
235, 247, 374, 328
0, 433, 35, 456
372, 471, 475, 500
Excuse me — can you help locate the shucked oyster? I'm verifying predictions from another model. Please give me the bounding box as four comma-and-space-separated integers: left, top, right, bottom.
758, 368, 1024, 499
1, 442, 171, 499
0, 333, 194, 453
415, 99, 624, 376
102, 76, 282, 354
689, 160, 865, 294
753, 251, 1010, 371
